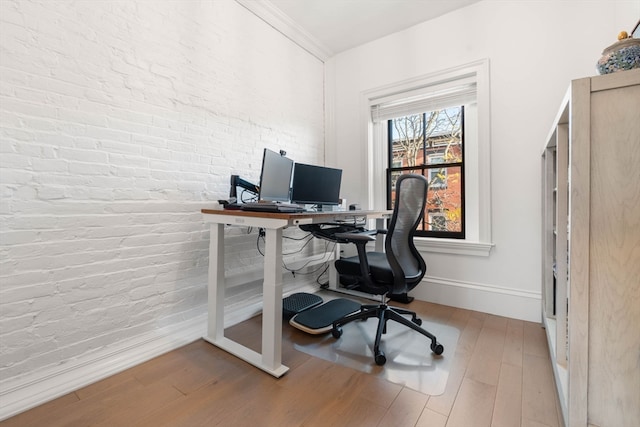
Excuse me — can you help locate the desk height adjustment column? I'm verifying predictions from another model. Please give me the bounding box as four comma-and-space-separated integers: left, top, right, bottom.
207, 223, 225, 341
260, 227, 285, 374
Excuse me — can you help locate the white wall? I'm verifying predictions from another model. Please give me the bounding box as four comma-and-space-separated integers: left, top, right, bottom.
0, 0, 324, 418
326, 0, 638, 321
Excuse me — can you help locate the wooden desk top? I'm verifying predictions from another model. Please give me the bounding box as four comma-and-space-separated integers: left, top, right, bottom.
201, 208, 389, 221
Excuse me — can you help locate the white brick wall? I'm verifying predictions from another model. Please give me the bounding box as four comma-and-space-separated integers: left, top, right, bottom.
0, 0, 324, 401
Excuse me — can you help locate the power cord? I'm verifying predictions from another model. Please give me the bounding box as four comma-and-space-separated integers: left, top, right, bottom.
255, 229, 336, 280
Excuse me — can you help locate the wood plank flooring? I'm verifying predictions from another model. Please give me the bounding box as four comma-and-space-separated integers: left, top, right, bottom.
1, 301, 563, 427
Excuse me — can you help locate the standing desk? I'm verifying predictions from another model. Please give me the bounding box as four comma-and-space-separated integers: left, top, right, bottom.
201, 208, 390, 377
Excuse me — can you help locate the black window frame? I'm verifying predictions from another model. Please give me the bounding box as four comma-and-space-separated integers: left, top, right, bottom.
386, 108, 466, 239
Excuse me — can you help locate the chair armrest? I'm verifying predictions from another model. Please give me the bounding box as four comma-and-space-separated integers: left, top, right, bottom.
358, 229, 383, 236
335, 232, 376, 288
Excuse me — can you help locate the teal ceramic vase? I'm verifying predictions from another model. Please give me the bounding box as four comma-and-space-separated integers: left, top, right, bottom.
597, 37, 640, 75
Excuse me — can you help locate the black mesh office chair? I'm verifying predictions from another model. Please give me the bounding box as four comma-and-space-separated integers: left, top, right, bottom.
331, 174, 443, 365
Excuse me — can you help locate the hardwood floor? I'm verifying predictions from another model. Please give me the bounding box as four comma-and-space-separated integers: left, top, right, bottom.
1, 301, 563, 427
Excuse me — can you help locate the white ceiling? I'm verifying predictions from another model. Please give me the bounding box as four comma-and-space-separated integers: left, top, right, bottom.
263, 0, 481, 56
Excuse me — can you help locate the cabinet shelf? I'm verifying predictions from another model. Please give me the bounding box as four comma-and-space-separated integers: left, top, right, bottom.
541, 70, 640, 427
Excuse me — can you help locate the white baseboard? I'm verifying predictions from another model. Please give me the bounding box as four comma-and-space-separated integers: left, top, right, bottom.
412, 275, 541, 322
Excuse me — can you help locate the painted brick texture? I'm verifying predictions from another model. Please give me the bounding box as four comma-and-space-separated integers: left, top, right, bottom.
0, 0, 324, 385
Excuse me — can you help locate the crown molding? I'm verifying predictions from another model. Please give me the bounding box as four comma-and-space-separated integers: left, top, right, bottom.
236, 0, 333, 62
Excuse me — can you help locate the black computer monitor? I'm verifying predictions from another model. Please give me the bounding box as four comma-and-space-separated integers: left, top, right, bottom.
258, 148, 294, 202
291, 163, 342, 208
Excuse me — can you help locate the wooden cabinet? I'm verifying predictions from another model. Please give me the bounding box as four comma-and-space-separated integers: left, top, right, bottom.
541, 69, 640, 427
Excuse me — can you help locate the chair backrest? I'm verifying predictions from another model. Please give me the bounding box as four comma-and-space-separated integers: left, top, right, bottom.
385, 174, 428, 293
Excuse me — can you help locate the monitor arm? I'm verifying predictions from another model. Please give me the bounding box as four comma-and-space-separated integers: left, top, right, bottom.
229, 174, 259, 202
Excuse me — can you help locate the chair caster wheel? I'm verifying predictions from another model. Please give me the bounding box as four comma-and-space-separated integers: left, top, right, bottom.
431, 342, 444, 355
412, 317, 422, 326
375, 351, 386, 366
331, 327, 343, 339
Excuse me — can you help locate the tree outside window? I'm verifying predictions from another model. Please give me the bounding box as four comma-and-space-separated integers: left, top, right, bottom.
387, 106, 464, 238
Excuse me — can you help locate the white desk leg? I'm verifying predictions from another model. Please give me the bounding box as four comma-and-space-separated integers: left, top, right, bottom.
208, 223, 225, 341
204, 222, 288, 378
261, 227, 285, 373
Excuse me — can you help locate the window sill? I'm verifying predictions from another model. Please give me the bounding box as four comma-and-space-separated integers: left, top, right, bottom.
415, 237, 494, 257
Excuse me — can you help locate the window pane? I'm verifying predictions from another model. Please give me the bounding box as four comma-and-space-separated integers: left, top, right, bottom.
388, 167, 462, 234
390, 107, 463, 168
427, 166, 463, 232
390, 114, 425, 167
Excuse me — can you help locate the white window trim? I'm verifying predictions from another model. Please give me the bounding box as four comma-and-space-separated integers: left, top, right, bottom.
362, 59, 493, 257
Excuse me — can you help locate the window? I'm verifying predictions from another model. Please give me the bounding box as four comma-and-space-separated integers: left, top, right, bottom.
428, 168, 447, 189
364, 59, 493, 256
429, 212, 447, 232
387, 108, 464, 238
428, 155, 447, 189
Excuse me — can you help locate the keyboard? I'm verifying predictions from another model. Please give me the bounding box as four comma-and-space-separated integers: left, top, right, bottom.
241, 202, 305, 213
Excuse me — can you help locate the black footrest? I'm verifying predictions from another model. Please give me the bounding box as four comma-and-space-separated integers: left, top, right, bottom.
289, 298, 362, 334
283, 292, 323, 317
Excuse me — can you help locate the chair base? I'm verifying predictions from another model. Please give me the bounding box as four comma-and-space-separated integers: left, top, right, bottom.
331, 300, 444, 366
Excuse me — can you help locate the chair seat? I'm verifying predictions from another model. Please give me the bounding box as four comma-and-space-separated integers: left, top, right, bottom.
335, 251, 394, 284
